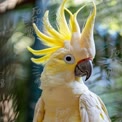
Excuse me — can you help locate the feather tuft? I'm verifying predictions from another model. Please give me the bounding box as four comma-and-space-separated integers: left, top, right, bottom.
28, 1, 96, 64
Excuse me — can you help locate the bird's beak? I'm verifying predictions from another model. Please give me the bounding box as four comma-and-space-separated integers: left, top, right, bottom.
75, 58, 93, 81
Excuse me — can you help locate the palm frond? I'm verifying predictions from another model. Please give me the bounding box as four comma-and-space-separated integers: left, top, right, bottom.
0, 94, 19, 122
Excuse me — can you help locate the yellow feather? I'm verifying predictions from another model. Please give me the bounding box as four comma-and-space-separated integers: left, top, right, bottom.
81, 2, 96, 37
56, 0, 71, 39
43, 11, 64, 40
33, 23, 63, 47
28, 1, 96, 65
31, 54, 50, 64
27, 46, 60, 56
65, 5, 86, 33
64, 8, 73, 32
80, 2, 96, 59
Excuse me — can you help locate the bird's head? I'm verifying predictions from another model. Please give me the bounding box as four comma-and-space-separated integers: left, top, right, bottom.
28, 0, 96, 82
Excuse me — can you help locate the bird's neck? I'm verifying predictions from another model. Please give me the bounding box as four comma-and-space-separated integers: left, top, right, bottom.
40, 70, 73, 89
40, 68, 88, 94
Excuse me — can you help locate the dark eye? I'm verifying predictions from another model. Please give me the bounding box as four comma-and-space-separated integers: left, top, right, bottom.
64, 54, 75, 64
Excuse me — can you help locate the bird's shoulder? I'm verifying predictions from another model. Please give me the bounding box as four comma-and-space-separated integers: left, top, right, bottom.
79, 91, 111, 122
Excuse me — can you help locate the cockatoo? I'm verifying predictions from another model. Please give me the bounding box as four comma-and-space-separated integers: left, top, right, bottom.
28, 0, 111, 122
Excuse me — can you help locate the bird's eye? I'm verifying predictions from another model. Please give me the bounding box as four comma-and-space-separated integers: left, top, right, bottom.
64, 54, 75, 64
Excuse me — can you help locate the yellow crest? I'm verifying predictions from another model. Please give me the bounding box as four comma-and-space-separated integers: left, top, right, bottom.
27, 0, 96, 64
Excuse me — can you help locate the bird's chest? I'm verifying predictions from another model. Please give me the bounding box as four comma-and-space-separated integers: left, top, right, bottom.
42, 86, 81, 122
43, 86, 80, 106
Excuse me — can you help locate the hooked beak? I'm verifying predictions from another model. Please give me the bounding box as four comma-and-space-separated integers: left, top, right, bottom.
75, 58, 93, 81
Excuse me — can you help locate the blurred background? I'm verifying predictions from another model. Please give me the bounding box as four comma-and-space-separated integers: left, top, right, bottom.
0, 0, 122, 122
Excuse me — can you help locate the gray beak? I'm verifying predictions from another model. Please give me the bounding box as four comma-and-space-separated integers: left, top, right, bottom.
75, 58, 93, 81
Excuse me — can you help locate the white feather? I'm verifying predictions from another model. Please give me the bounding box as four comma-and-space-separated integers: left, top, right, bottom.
79, 91, 111, 122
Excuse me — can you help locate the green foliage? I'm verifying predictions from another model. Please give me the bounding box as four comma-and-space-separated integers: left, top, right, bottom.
0, 19, 34, 121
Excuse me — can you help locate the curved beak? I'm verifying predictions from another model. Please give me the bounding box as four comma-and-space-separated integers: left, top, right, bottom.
75, 58, 93, 81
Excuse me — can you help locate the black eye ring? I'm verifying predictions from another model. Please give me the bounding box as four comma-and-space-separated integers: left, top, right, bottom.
64, 54, 75, 64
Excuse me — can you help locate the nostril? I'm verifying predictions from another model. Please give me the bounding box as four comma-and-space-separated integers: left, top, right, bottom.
77, 57, 92, 64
